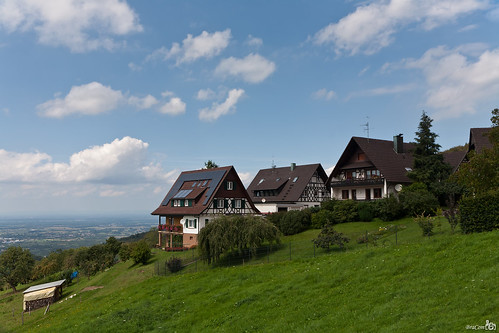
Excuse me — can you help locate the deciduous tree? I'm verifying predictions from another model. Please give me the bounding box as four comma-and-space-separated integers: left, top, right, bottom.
0, 246, 35, 292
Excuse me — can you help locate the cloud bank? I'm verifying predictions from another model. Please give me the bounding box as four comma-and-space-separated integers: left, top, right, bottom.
0, 0, 142, 52
313, 0, 489, 55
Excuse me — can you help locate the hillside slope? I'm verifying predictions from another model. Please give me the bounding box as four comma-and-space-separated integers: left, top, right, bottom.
2, 229, 498, 332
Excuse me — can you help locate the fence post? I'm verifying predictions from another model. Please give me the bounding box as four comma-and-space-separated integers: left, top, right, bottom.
395, 225, 398, 245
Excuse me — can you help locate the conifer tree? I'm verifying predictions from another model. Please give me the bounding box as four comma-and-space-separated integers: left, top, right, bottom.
408, 111, 451, 187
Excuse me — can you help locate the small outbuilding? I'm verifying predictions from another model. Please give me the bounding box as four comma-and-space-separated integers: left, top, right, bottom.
23, 279, 65, 312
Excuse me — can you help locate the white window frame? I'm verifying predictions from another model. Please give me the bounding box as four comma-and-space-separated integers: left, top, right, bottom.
235, 199, 242, 209
218, 199, 224, 208
227, 181, 234, 190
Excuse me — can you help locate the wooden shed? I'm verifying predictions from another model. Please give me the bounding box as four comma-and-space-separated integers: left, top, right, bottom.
23, 279, 65, 312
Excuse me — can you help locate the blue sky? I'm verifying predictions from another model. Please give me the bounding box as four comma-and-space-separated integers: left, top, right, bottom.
1, 0, 498, 216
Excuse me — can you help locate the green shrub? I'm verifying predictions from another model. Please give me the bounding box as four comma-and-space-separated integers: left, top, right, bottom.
357, 202, 375, 222
320, 199, 338, 212
279, 210, 309, 235
119, 243, 132, 262
311, 209, 336, 229
414, 214, 437, 236
130, 240, 152, 265
443, 208, 459, 233
399, 184, 439, 216
459, 191, 499, 233
331, 200, 358, 223
373, 196, 405, 221
313, 223, 350, 250
166, 257, 183, 273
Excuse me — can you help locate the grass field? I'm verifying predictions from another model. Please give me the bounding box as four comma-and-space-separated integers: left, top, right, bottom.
1, 218, 497, 332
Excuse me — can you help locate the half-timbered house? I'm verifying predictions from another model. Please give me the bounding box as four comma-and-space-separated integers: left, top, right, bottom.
151, 166, 259, 249
247, 163, 329, 213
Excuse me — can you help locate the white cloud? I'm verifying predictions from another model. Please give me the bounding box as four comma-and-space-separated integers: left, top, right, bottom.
313, 88, 336, 101
404, 45, 499, 119
238, 172, 253, 187
128, 62, 142, 71
196, 88, 216, 101
0, 0, 142, 52
246, 35, 263, 48
313, 0, 489, 55
199, 88, 245, 121
37, 82, 124, 118
128, 95, 159, 110
0, 137, 171, 185
160, 97, 186, 115
215, 53, 276, 83
146, 29, 231, 65
346, 84, 415, 100
458, 24, 478, 32
38, 82, 174, 117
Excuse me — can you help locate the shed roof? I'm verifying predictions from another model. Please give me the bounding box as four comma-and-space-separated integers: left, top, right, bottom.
23, 279, 65, 294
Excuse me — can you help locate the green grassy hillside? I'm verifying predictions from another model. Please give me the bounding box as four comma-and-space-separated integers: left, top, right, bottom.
1, 220, 497, 332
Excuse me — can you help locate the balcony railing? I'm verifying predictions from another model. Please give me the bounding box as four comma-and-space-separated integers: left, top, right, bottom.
158, 225, 183, 233
330, 178, 384, 187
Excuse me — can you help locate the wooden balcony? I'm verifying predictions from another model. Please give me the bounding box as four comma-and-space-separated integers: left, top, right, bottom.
330, 178, 384, 188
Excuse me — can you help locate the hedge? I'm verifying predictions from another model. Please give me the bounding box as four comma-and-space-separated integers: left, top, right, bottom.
459, 191, 499, 233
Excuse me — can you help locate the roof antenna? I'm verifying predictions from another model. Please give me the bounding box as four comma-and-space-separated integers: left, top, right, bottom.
361, 117, 370, 142
271, 155, 276, 170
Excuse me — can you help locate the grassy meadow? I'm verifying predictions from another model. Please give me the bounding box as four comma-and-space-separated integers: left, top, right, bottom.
1, 218, 497, 332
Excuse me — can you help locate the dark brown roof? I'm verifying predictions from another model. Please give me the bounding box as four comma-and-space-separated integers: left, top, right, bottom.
151, 166, 258, 216
247, 163, 328, 203
443, 150, 467, 173
329, 137, 415, 184
469, 128, 492, 154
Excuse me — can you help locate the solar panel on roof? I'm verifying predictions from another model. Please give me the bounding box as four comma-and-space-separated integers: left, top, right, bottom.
173, 189, 193, 198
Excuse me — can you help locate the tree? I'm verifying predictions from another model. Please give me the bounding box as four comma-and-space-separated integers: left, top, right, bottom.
0, 246, 35, 292
130, 240, 151, 265
408, 111, 452, 187
204, 160, 219, 169
198, 215, 280, 264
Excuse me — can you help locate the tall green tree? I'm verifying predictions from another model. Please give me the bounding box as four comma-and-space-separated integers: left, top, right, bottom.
0, 246, 35, 292
408, 111, 451, 187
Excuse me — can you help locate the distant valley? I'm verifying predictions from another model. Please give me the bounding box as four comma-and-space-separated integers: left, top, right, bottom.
0, 215, 157, 257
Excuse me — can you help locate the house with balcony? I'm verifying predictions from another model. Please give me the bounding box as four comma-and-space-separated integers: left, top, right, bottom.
327, 135, 415, 200
247, 163, 329, 213
151, 166, 259, 249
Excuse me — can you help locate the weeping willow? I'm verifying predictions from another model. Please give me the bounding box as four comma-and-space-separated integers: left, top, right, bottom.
198, 215, 280, 264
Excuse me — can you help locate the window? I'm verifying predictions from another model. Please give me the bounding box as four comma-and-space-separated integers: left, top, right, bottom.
185, 219, 197, 228
352, 189, 357, 200
342, 190, 349, 199
235, 199, 242, 208
227, 181, 234, 190
258, 178, 265, 185
374, 188, 382, 198
173, 199, 181, 207
293, 177, 299, 182
218, 199, 224, 208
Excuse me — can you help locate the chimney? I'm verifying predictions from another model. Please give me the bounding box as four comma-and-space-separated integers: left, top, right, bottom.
393, 134, 404, 154
291, 163, 296, 171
